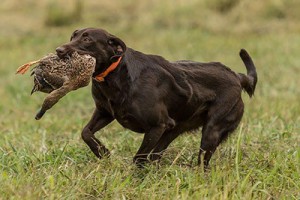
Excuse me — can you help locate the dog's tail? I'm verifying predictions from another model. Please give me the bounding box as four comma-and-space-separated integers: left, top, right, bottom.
238, 49, 257, 97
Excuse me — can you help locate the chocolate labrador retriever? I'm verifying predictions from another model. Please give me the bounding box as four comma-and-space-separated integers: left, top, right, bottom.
56, 28, 257, 168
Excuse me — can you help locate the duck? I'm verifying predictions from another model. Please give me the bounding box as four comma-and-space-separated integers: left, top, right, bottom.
30, 54, 66, 94
16, 52, 96, 119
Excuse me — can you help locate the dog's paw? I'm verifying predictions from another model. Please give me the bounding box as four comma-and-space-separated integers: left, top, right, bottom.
98, 147, 110, 158
133, 155, 150, 168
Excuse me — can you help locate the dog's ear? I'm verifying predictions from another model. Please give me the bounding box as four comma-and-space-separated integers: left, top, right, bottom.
107, 36, 127, 62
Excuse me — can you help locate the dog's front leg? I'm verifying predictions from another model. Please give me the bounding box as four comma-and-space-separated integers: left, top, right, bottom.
81, 108, 114, 159
133, 125, 166, 167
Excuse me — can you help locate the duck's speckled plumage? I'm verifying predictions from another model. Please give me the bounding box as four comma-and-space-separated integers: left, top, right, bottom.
29, 52, 96, 119
31, 52, 95, 94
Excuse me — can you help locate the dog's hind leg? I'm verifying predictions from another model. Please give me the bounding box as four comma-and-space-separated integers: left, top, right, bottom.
81, 108, 114, 159
149, 128, 183, 162
198, 124, 223, 168
133, 124, 167, 167
198, 99, 244, 168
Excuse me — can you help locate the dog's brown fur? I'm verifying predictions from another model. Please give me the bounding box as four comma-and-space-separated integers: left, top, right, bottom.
56, 28, 257, 167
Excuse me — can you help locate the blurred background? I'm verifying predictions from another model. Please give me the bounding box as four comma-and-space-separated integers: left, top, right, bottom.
0, 0, 299, 198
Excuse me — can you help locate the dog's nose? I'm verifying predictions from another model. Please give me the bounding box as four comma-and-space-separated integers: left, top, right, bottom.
56, 46, 67, 57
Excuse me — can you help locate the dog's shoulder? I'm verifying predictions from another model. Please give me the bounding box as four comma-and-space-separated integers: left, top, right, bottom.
123, 48, 178, 81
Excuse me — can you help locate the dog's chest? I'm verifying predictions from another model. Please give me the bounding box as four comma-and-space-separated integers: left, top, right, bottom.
106, 99, 144, 133
93, 82, 144, 132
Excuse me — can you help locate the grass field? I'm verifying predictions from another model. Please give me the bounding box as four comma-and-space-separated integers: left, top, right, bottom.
0, 0, 299, 199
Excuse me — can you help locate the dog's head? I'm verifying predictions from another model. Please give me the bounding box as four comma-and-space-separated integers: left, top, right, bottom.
56, 28, 126, 74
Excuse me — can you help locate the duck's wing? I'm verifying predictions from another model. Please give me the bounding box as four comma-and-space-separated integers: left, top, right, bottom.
30, 66, 65, 94
42, 71, 66, 90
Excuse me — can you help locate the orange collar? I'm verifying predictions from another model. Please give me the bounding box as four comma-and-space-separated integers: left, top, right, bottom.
95, 56, 122, 82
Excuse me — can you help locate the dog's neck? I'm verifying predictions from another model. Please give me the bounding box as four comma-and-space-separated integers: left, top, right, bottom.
94, 57, 123, 82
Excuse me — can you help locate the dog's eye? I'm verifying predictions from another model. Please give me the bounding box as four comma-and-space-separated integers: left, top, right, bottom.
107, 40, 114, 45
82, 37, 91, 42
